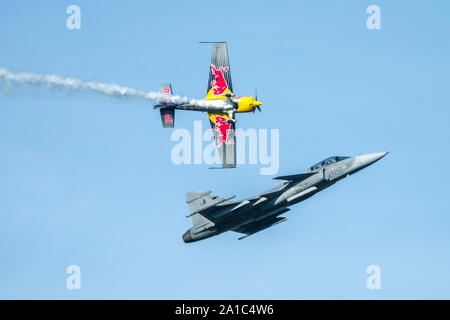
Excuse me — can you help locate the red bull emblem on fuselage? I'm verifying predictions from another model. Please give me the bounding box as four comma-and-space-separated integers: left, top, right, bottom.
214, 116, 234, 146
210, 64, 229, 96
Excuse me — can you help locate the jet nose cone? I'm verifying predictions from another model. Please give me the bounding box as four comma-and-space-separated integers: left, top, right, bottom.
357, 152, 388, 168
182, 230, 193, 243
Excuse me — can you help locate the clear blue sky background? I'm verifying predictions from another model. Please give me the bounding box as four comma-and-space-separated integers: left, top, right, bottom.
0, 0, 449, 299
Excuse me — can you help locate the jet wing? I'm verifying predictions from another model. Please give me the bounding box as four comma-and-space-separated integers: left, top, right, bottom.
257, 182, 289, 198
185, 190, 271, 225
273, 172, 317, 182
186, 190, 289, 240
233, 215, 289, 240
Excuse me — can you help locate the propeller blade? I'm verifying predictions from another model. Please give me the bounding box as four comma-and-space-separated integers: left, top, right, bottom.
254, 88, 262, 112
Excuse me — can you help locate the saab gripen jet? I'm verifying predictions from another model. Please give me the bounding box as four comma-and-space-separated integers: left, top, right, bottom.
182, 152, 388, 243
154, 42, 262, 168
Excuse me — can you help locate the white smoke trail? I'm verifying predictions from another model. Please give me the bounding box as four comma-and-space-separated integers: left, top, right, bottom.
0, 67, 225, 108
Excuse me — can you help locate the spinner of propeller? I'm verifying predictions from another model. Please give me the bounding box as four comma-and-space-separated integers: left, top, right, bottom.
253, 89, 262, 112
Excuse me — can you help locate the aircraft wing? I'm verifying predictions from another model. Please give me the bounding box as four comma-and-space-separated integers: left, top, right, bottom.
233, 214, 289, 240
206, 42, 233, 99
208, 112, 236, 168
186, 190, 290, 240
205, 42, 236, 168
273, 172, 317, 182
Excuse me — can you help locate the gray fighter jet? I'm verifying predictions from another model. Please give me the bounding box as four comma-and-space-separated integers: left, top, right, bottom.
182, 152, 388, 243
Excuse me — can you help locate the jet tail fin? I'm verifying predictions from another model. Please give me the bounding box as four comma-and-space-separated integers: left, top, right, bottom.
185, 191, 216, 230
186, 190, 213, 212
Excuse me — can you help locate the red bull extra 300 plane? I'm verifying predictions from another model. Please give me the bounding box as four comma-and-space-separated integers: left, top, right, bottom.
154, 42, 262, 168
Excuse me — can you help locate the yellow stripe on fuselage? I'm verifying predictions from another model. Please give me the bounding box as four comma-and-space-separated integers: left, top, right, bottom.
206, 88, 231, 124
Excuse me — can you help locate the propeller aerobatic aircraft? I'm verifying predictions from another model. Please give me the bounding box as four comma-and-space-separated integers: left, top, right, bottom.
154, 42, 262, 168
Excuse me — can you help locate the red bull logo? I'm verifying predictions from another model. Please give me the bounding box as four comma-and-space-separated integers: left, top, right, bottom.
164, 113, 173, 124
210, 64, 229, 96
214, 116, 234, 146
161, 87, 171, 103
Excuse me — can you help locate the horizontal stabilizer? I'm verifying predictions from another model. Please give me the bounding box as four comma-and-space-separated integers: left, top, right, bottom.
160, 108, 175, 128
158, 83, 175, 128
273, 172, 317, 182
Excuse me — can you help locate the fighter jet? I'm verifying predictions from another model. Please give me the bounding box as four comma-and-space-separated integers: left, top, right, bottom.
182, 152, 388, 243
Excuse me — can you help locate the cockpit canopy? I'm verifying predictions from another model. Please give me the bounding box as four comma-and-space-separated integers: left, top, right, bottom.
311, 156, 349, 170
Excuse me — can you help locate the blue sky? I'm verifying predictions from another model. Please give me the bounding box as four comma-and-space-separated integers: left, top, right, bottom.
0, 0, 449, 299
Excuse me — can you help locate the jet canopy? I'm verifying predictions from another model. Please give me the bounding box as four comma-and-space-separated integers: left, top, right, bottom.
311, 156, 349, 170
